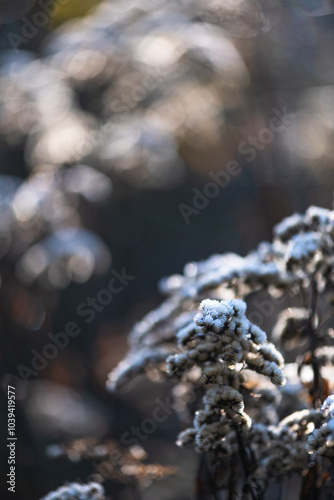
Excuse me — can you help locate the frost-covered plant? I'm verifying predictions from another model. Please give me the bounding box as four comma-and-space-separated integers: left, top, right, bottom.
40, 482, 105, 500
308, 395, 334, 457
110, 206, 334, 498
167, 298, 285, 453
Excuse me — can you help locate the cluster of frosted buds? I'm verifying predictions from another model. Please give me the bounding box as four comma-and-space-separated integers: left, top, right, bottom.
271, 206, 334, 279
249, 409, 323, 483
41, 482, 105, 500
113, 206, 334, 369
167, 299, 285, 451
177, 408, 237, 454
108, 206, 334, 493
168, 299, 285, 385
308, 395, 334, 457
159, 246, 287, 303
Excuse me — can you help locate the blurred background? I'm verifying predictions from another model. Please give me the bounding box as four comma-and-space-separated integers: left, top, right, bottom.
0, 0, 334, 498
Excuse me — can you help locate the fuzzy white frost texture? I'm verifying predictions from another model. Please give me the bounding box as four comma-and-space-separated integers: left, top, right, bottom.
108, 206, 334, 481
40, 482, 105, 500
169, 298, 285, 452
308, 395, 334, 457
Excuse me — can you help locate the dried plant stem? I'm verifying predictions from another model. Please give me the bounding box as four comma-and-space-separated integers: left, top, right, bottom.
308, 277, 322, 408
228, 452, 239, 500
196, 453, 220, 500
234, 426, 257, 500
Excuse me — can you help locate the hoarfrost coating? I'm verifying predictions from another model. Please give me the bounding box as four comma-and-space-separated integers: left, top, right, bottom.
109, 206, 334, 493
